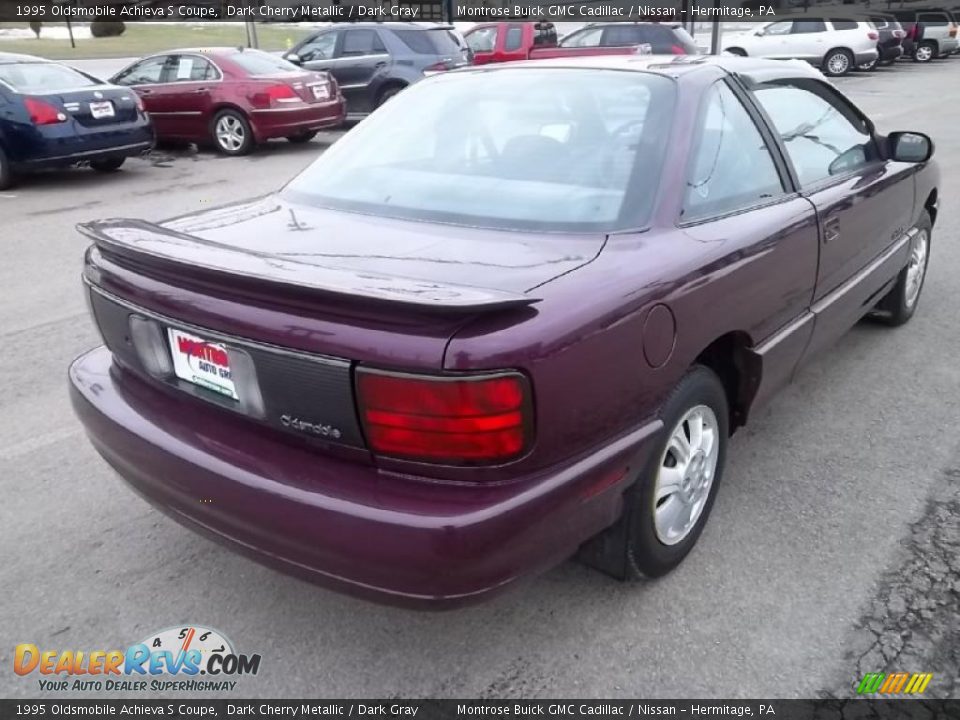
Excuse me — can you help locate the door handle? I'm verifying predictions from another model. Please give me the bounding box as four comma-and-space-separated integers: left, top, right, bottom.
139, 89, 152, 95
374, 61, 387, 69
823, 216, 841, 244
193, 88, 209, 94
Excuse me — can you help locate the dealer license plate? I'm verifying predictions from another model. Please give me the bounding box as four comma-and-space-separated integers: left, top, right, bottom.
167, 328, 239, 401
310, 84, 329, 101
90, 101, 115, 119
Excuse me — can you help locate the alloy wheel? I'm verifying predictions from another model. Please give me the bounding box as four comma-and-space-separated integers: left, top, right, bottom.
916, 45, 934, 62
216, 115, 245, 152
827, 52, 850, 75
653, 405, 720, 546
904, 229, 929, 310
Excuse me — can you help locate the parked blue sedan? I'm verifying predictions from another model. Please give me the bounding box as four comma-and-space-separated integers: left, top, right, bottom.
0, 52, 154, 189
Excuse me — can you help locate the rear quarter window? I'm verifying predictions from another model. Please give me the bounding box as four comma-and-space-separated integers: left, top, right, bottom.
829, 20, 858, 31
228, 50, 300, 76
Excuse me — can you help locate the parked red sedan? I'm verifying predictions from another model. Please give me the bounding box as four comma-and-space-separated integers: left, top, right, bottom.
110, 48, 345, 155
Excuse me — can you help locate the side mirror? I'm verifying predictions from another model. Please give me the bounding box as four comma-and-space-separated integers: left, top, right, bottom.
285, 53, 302, 65
754, 29, 766, 36
889, 131, 933, 162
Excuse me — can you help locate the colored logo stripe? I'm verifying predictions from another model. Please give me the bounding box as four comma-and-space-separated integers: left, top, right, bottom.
857, 672, 932, 694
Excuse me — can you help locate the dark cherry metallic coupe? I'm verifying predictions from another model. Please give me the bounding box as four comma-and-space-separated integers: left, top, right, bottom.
70, 56, 938, 608
109, 48, 345, 155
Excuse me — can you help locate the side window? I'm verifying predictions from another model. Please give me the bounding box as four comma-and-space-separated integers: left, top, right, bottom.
466, 26, 498, 53
752, 80, 878, 187
682, 82, 784, 221
503, 26, 524, 51
113, 56, 169, 86
829, 20, 858, 31
762, 22, 793, 36
601, 25, 642, 47
793, 20, 827, 33
561, 26, 603, 48
339, 29, 386, 58
299, 32, 337, 62
918, 13, 947, 26
171, 56, 217, 82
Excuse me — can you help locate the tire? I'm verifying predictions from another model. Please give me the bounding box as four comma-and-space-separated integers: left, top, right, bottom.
624, 366, 730, 579
286, 131, 318, 144
725, 47, 747, 57
90, 157, 125, 172
913, 41, 936, 63
0, 145, 13, 191
211, 109, 254, 156
822, 48, 854, 77
376, 84, 404, 108
871, 211, 932, 327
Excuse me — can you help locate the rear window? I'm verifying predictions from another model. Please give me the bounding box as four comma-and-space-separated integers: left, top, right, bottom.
392, 28, 463, 55
0, 62, 97, 92
228, 50, 302, 76
283, 69, 675, 232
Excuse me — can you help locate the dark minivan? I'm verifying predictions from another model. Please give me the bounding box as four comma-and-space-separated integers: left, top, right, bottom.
283, 22, 469, 115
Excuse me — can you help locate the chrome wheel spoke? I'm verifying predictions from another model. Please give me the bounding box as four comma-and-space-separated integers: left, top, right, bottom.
656, 466, 684, 503
654, 404, 721, 546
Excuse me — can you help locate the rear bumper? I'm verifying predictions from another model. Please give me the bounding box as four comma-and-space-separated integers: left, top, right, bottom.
879, 44, 903, 61
853, 50, 880, 65
249, 98, 346, 141
69, 346, 659, 608
12, 121, 154, 169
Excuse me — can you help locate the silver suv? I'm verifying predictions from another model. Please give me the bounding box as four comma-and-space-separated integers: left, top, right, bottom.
890, 8, 960, 61
722, 19, 879, 77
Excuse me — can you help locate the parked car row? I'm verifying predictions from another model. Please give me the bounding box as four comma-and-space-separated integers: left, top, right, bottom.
723, 9, 960, 76
0, 45, 347, 189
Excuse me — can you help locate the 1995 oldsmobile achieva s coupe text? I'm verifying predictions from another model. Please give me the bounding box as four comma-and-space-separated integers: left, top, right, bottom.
69, 56, 938, 607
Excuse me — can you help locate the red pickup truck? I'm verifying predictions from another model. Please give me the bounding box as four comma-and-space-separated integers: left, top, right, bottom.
464, 21, 657, 64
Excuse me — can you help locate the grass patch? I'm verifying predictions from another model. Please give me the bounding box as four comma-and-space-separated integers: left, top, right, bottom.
0, 22, 312, 59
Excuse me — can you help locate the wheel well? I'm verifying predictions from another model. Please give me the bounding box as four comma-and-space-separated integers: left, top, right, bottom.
726, 47, 746, 56
924, 188, 938, 226
694, 332, 755, 433
210, 103, 248, 121
824, 47, 854, 61
376, 80, 407, 101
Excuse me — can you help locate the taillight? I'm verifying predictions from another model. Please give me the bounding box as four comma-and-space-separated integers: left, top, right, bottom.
24, 97, 66, 125
251, 84, 301, 109
868, 31, 879, 41
356, 369, 532, 465
950, 25, 957, 38
670, 44, 686, 55
132, 93, 145, 113
894, 30, 905, 39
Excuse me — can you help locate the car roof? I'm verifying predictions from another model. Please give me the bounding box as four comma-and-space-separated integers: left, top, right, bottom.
465, 54, 823, 84
0, 51, 50, 64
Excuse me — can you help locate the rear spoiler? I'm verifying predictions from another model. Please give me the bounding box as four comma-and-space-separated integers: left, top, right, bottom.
78, 218, 540, 313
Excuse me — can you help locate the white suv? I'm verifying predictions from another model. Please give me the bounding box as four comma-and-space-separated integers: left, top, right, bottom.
723, 19, 880, 77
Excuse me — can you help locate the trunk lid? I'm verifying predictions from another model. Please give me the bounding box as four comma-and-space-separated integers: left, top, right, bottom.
49, 85, 140, 127
89, 195, 604, 302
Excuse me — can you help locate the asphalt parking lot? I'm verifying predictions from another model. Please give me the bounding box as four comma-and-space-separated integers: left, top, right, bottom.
1, 59, 958, 700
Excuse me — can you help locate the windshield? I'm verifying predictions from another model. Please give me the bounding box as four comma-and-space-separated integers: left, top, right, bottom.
283, 68, 675, 232
0, 62, 98, 92
227, 50, 302, 76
